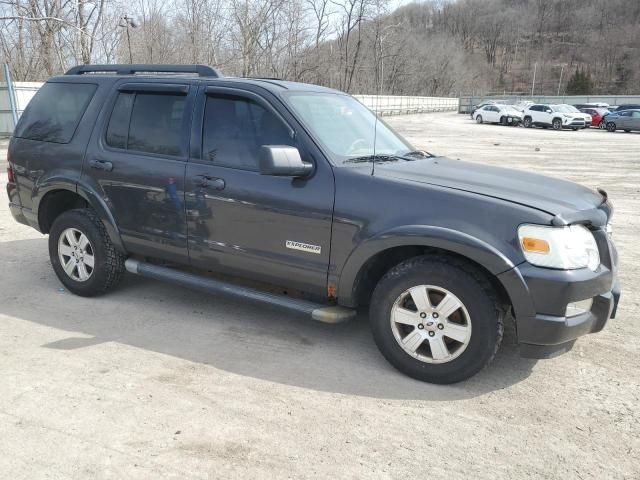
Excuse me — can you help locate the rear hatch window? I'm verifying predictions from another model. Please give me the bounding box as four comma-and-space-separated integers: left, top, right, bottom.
14, 82, 97, 143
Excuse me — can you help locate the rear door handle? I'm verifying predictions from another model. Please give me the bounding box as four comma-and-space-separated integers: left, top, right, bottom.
89, 159, 113, 172
194, 174, 225, 190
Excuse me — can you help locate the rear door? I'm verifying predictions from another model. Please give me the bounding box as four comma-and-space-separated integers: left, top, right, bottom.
485, 106, 499, 122
629, 111, 640, 130
83, 81, 195, 263
185, 85, 335, 297
529, 105, 542, 123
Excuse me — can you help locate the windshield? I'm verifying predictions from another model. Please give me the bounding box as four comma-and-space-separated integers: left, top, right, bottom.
552, 105, 577, 113
283, 92, 414, 165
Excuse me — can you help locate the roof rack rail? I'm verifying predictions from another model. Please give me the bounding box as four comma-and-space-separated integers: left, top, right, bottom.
65, 64, 221, 78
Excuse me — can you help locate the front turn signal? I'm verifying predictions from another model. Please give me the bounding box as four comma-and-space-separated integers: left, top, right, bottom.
521, 237, 550, 254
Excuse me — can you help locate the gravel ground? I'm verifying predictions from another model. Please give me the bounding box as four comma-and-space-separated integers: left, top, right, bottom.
1, 113, 639, 479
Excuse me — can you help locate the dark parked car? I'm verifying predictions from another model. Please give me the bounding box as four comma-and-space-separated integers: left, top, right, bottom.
7, 64, 620, 384
610, 104, 640, 112
604, 109, 640, 132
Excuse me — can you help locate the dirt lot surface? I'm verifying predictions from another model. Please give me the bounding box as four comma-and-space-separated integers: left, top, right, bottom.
1, 113, 639, 479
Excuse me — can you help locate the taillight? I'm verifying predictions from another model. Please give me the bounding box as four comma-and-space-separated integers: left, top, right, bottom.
7, 149, 15, 182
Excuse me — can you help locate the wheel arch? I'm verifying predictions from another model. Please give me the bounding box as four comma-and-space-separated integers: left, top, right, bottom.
337, 226, 516, 310
35, 181, 126, 255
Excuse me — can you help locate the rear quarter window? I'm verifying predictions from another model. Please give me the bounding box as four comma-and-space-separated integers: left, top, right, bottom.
14, 82, 97, 144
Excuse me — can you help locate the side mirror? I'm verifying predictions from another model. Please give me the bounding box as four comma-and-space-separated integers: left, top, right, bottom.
259, 146, 313, 178
545, 108, 552, 113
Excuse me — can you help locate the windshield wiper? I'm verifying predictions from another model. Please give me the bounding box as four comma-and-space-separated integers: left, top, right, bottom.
401, 149, 435, 159
344, 154, 405, 164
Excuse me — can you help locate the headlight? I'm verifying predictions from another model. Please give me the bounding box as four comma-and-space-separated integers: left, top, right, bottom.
518, 224, 600, 271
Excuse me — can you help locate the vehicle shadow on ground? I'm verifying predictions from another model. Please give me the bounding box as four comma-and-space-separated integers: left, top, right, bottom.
1, 238, 537, 400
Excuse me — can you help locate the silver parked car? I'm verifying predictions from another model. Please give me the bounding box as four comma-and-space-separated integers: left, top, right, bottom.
605, 109, 640, 132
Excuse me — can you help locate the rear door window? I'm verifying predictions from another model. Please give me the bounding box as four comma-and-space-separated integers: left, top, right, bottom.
105, 91, 187, 156
14, 82, 96, 143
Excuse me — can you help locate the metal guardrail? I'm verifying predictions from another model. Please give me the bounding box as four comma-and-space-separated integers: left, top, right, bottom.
458, 95, 640, 114
355, 95, 459, 116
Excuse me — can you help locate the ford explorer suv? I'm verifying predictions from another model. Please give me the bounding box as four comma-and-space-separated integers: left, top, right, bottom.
6, 64, 621, 384
523, 104, 587, 130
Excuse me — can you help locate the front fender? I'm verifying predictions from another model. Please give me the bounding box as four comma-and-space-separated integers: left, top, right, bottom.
337, 225, 518, 307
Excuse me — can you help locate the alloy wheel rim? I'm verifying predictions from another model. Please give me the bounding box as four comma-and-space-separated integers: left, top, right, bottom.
390, 285, 472, 364
58, 228, 95, 282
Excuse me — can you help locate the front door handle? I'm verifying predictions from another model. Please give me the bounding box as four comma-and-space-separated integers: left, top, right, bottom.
89, 159, 113, 172
194, 175, 225, 190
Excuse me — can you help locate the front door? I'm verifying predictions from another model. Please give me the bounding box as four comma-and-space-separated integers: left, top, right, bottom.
83, 81, 194, 263
185, 86, 335, 297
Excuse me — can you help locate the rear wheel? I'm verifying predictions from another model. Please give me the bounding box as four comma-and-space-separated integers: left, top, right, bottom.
607, 122, 617, 132
552, 118, 562, 130
476, 115, 483, 124
369, 255, 504, 384
49, 209, 125, 297
624, 129, 631, 133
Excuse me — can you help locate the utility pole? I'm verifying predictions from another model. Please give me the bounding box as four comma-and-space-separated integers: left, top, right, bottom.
557, 64, 564, 96
531, 62, 537, 97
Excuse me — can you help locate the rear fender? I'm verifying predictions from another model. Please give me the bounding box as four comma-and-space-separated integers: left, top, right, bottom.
33, 174, 126, 254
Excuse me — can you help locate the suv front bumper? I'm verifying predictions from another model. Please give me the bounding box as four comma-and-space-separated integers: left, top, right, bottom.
498, 233, 620, 359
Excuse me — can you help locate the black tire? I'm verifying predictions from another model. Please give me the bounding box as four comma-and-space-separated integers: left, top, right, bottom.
607, 122, 616, 132
572, 127, 578, 131
476, 115, 483, 124
624, 129, 631, 133
599, 120, 606, 130
500, 116, 507, 126
523, 116, 532, 128
49, 208, 125, 297
552, 118, 562, 130
369, 255, 504, 384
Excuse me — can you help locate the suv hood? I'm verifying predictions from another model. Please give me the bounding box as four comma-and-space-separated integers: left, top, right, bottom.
375, 157, 609, 226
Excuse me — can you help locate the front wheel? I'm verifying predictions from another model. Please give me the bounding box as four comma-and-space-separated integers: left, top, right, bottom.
607, 122, 617, 132
500, 116, 507, 126
49, 209, 125, 297
552, 118, 563, 130
369, 255, 504, 384
476, 115, 483, 124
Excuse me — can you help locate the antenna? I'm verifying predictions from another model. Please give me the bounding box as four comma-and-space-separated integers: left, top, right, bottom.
371, 34, 381, 177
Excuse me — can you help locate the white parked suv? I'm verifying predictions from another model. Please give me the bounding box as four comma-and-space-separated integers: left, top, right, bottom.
473, 104, 523, 126
523, 104, 586, 130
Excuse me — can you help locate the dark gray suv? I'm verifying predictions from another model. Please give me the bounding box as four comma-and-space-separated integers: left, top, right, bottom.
6, 64, 620, 383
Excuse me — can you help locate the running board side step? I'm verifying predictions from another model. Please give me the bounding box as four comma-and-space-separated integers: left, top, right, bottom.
124, 259, 356, 324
